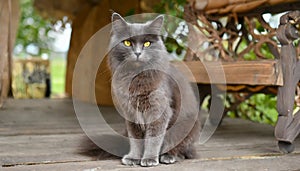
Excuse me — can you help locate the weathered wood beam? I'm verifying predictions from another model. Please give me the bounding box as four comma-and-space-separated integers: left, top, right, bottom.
246, 1, 300, 16
172, 60, 282, 86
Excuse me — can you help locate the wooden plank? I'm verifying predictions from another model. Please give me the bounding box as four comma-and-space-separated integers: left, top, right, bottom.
2, 154, 300, 171
14, 59, 50, 66
1, 99, 300, 170
0, 99, 80, 135
172, 60, 283, 86
0, 99, 124, 136
0, 134, 91, 166
0, 120, 283, 166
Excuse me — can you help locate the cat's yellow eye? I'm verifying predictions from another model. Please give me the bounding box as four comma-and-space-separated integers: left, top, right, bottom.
144, 41, 151, 47
123, 40, 131, 47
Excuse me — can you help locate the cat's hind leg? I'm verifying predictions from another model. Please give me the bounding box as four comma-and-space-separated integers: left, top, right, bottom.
181, 144, 197, 159
161, 117, 200, 162
159, 153, 177, 164
159, 144, 196, 164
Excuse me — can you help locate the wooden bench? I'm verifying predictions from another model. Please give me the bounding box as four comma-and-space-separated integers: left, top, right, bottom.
181, 0, 300, 153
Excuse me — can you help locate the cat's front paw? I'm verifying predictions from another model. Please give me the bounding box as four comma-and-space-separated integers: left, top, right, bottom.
140, 157, 159, 167
160, 154, 176, 164
121, 155, 140, 166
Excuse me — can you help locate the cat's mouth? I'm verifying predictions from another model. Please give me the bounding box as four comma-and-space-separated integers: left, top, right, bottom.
124, 58, 148, 69
132, 60, 144, 67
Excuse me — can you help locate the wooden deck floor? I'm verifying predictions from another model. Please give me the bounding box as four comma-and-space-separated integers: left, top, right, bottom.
0, 99, 300, 171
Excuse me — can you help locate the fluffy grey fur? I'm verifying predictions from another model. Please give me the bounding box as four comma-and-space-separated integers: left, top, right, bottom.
108, 13, 201, 167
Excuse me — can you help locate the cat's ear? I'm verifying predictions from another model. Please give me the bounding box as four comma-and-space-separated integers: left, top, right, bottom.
149, 15, 164, 30
111, 13, 127, 31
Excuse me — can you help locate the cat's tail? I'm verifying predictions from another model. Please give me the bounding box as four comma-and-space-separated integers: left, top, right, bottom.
78, 133, 129, 160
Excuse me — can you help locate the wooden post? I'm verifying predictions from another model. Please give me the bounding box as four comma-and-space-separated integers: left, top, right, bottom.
65, 0, 140, 105
0, 0, 19, 107
275, 11, 300, 153
0, 0, 9, 107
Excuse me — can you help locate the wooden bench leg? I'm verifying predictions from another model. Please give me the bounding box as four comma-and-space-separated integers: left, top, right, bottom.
276, 11, 300, 153
198, 85, 226, 126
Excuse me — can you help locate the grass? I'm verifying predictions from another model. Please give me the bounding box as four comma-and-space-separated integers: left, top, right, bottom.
50, 57, 66, 96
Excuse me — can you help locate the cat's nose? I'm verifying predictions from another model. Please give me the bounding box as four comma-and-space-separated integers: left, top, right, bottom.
135, 52, 141, 58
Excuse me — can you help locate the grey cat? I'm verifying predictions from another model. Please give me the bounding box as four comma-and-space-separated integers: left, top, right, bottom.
108, 13, 201, 167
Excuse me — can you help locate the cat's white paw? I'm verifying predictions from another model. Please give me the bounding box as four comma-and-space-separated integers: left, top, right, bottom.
160, 154, 177, 164
121, 155, 140, 166
140, 157, 159, 167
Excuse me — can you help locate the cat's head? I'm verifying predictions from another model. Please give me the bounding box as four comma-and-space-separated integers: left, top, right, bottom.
108, 13, 167, 72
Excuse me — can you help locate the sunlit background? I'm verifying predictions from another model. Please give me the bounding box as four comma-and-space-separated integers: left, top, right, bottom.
13, 0, 72, 98
11, 0, 289, 126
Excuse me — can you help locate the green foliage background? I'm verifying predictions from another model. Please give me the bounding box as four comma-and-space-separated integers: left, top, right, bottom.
227, 94, 278, 126
154, 0, 187, 57
16, 0, 53, 56
15, 0, 66, 96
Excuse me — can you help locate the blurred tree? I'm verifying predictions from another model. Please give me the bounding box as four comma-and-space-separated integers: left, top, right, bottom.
154, 0, 186, 18
15, 0, 53, 56
227, 94, 278, 126
154, 0, 187, 58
